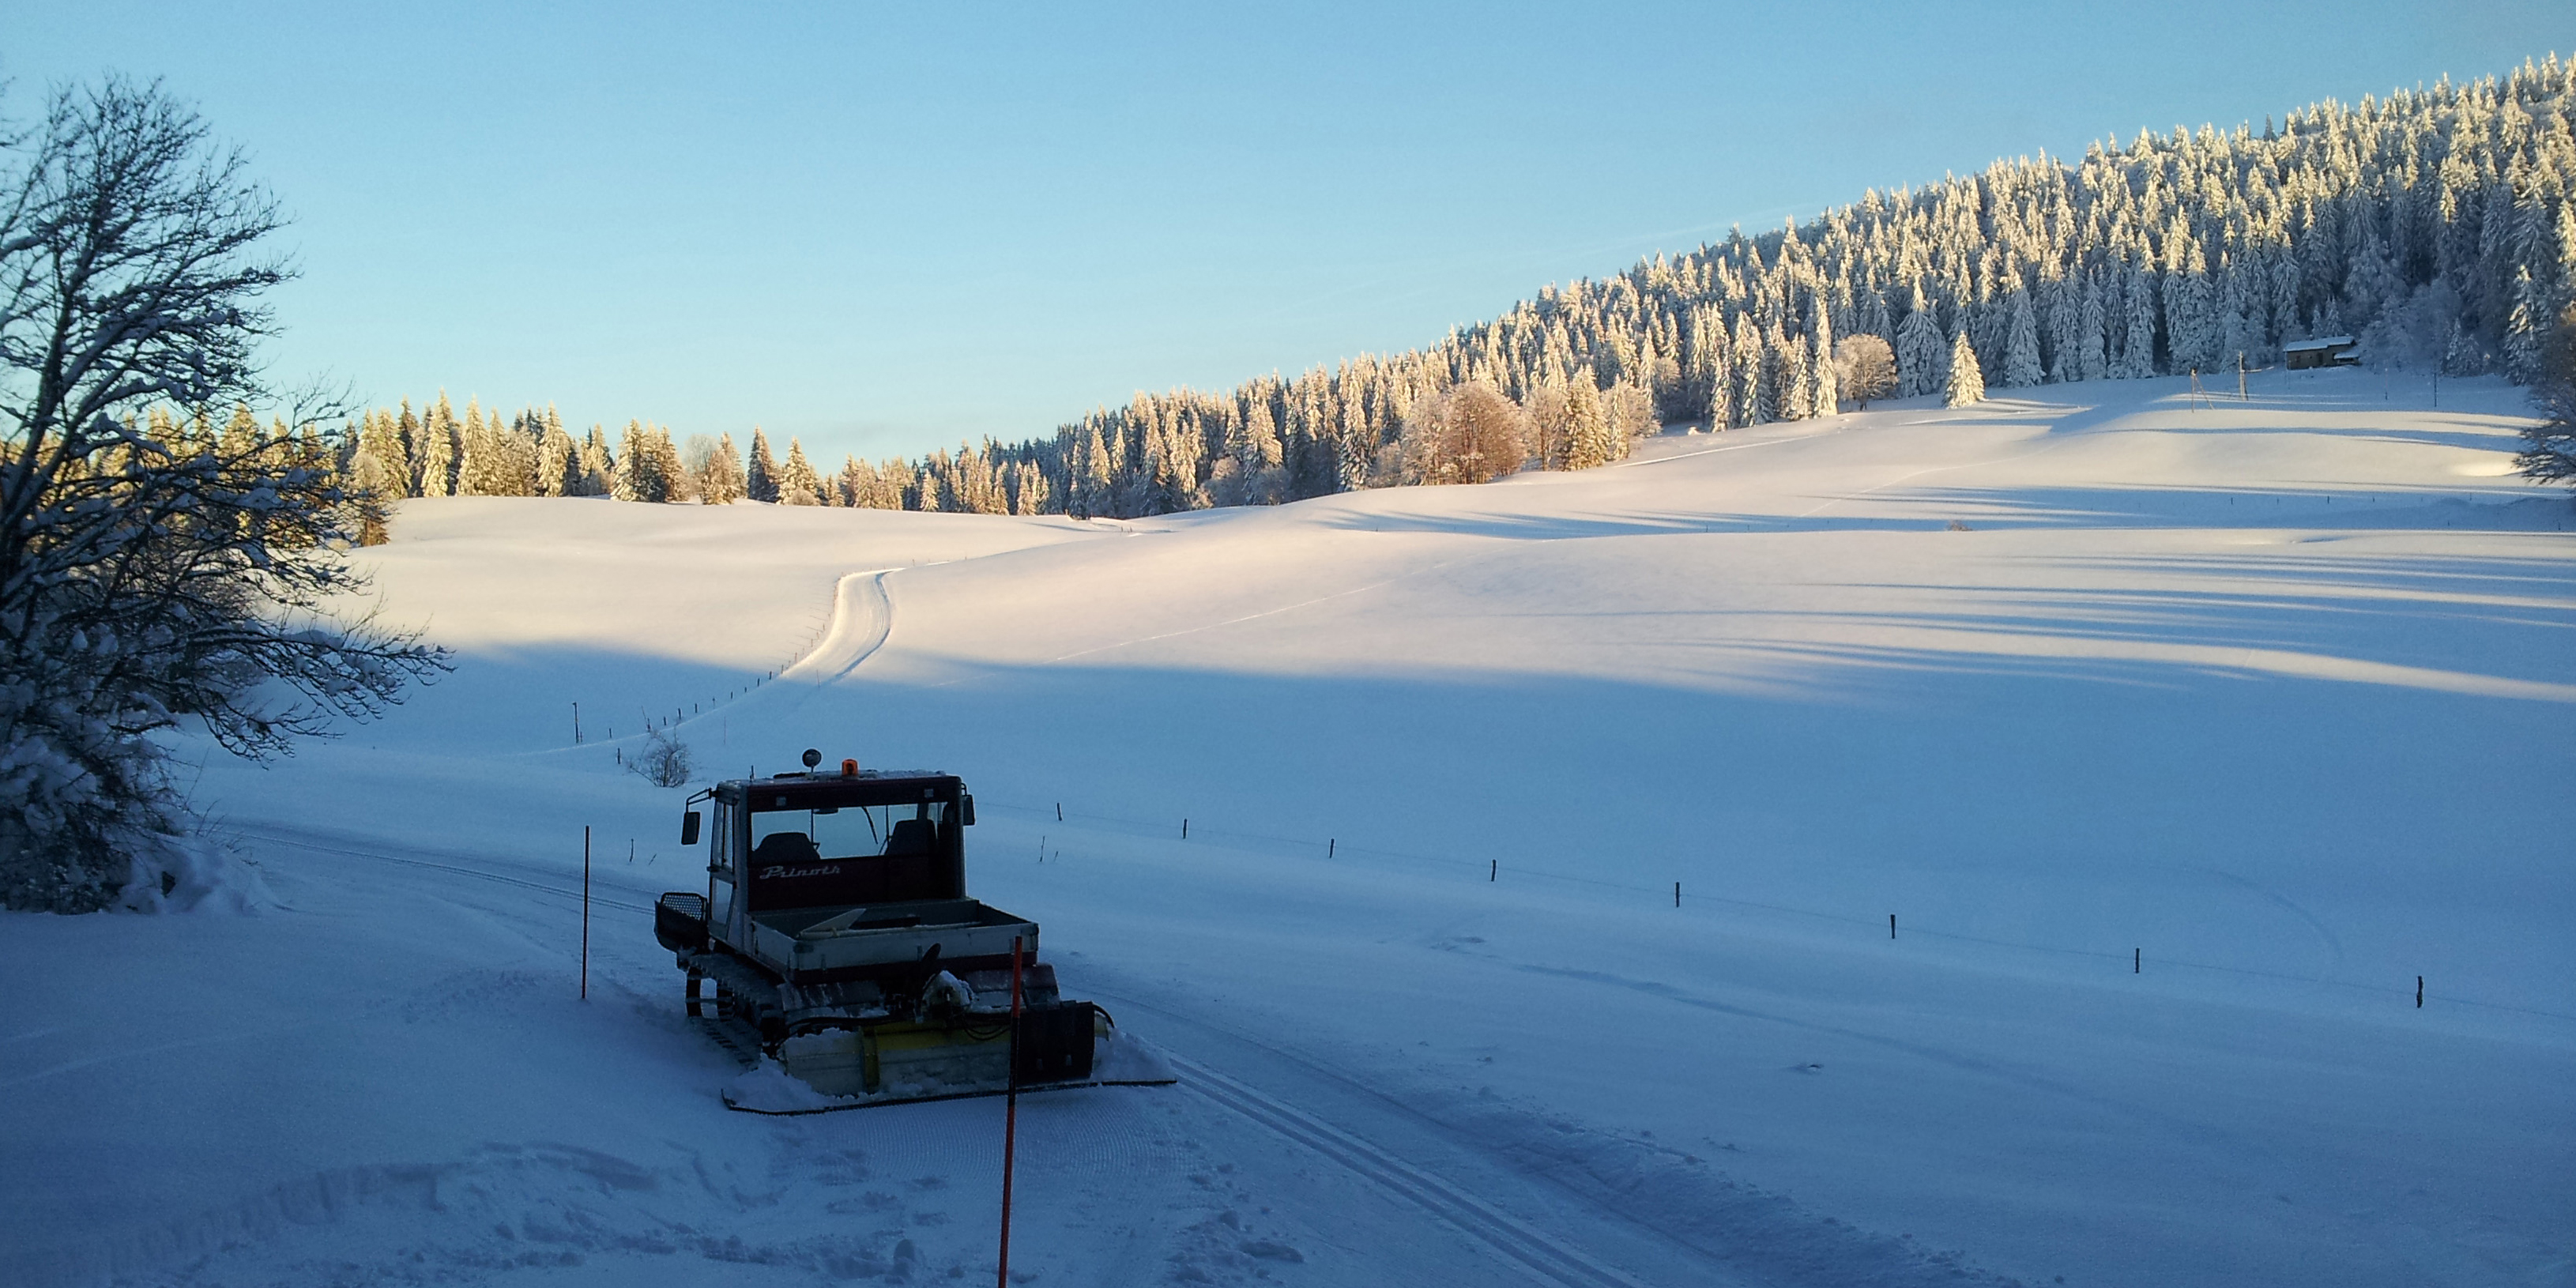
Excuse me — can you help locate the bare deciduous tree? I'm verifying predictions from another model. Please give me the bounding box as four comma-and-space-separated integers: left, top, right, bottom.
1398, 382, 1528, 485
0, 77, 446, 912
631, 727, 695, 789
1834, 335, 1898, 409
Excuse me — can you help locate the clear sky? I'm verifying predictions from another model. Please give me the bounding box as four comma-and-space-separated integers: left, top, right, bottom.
9, 2, 2563, 461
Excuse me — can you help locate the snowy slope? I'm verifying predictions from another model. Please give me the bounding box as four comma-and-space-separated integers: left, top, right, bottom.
6, 367, 2570, 1288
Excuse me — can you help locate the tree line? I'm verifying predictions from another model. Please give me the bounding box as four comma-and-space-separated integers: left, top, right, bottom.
314, 53, 2576, 525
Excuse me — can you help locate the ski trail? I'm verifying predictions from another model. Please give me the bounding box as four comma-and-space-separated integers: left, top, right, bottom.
610, 567, 894, 736
1166, 1054, 1659, 1288
778, 569, 896, 687
518, 568, 891, 756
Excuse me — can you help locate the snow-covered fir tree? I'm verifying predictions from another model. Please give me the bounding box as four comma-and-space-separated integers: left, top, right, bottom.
613, 421, 680, 503
1896, 288, 1947, 397
1810, 309, 1840, 413
536, 410, 578, 498
1780, 333, 1815, 420
744, 428, 780, 503
1730, 313, 1764, 425
2002, 289, 2044, 388
2075, 277, 2110, 381
1946, 329, 1987, 407
575, 426, 615, 496
417, 392, 458, 497
777, 439, 824, 505
1562, 376, 1612, 470
2119, 266, 2160, 378
698, 432, 748, 504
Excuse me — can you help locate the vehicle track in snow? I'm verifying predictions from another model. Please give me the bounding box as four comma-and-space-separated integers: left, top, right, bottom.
558, 566, 896, 754
230, 823, 1690, 1284
1097, 983, 2024, 1288
777, 568, 896, 689
1167, 1053, 1658, 1288
226, 824, 660, 917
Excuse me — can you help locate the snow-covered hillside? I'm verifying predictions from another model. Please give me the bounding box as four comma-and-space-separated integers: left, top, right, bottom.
7, 368, 2570, 1288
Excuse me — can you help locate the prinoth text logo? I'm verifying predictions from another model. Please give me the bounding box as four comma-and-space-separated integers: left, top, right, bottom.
760, 864, 843, 880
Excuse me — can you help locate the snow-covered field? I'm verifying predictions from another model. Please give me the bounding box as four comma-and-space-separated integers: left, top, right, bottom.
7, 368, 2571, 1288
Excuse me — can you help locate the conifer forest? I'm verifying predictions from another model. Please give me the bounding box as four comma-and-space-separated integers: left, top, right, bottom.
297, 55, 2576, 529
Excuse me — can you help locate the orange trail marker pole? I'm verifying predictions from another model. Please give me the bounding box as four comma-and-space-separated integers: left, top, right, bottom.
996, 936, 1025, 1286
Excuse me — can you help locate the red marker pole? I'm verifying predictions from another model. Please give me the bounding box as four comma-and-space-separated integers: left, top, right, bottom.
581, 826, 592, 1000
997, 935, 1024, 1287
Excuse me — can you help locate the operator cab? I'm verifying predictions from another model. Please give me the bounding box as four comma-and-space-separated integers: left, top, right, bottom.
683, 754, 980, 951
652, 748, 1168, 1109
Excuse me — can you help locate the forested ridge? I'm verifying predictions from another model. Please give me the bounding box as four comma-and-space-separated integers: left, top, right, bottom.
319, 54, 2576, 528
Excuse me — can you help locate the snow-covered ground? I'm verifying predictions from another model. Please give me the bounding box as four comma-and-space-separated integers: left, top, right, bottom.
7, 368, 2571, 1288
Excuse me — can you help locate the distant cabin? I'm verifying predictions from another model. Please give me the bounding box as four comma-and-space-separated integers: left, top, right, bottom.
2284, 336, 2359, 369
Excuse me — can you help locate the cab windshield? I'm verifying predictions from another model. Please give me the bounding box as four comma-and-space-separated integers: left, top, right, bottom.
751, 799, 950, 866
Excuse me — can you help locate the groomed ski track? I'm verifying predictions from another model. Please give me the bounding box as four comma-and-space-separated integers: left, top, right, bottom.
202, 823, 1817, 1286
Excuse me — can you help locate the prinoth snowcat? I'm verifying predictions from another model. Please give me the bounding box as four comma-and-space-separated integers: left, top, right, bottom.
653, 751, 1168, 1112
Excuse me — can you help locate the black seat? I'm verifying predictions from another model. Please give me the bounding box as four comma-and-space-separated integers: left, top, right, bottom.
749, 832, 822, 868
883, 818, 935, 857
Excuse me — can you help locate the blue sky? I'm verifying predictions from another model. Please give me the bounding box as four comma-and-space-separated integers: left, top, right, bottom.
11, 2, 2563, 461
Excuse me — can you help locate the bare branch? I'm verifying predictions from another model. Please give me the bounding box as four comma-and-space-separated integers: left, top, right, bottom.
0, 78, 443, 913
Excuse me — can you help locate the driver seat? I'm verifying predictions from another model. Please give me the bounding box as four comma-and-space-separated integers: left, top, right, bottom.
883, 818, 936, 857
749, 831, 823, 868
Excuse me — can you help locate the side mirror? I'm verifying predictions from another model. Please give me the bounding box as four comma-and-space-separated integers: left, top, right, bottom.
959, 794, 976, 827
680, 811, 702, 846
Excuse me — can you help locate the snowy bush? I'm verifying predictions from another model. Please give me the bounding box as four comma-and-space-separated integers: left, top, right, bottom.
1399, 381, 1529, 484
1833, 335, 1897, 409
631, 727, 694, 789
0, 78, 446, 912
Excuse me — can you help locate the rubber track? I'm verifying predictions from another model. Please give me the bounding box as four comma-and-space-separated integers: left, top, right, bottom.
694, 1010, 766, 1071
1167, 1054, 1649, 1288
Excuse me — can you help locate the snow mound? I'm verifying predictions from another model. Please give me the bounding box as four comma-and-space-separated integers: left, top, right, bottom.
1094, 1027, 1179, 1084
718, 1057, 861, 1114
119, 833, 274, 914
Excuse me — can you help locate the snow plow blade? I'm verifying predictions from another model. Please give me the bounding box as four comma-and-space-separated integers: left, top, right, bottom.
719, 1007, 1179, 1115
